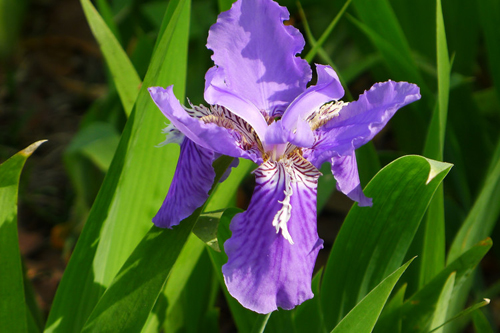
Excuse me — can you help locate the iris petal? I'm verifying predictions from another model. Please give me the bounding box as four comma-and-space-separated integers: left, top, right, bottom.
282, 65, 344, 131
223, 157, 323, 313
331, 151, 372, 207
153, 138, 215, 228
204, 67, 268, 141
309, 81, 421, 166
148, 86, 256, 161
206, 0, 311, 114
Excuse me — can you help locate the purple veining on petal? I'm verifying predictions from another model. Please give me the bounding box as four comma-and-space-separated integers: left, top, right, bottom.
148, 86, 258, 162
153, 138, 215, 228
309, 81, 421, 166
206, 0, 311, 114
204, 67, 268, 141
223, 157, 323, 313
331, 151, 372, 207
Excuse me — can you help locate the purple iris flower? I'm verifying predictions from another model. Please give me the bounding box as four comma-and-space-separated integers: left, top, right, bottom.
148, 0, 420, 314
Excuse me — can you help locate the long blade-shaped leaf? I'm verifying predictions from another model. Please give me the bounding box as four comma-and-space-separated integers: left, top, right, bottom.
430, 298, 490, 333
416, 0, 451, 289
448, 139, 500, 262
304, 0, 352, 63
0, 141, 45, 333
331, 259, 414, 333
320, 155, 452, 330
45, 0, 190, 331
80, 155, 233, 332
81, 0, 141, 116
375, 238, 492, 332
429, 272, 455, 333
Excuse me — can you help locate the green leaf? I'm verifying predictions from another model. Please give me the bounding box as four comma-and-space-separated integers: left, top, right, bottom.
415, 0, 452, 290
320, 155, 452, 330
217, 0, 235, 12
429, 272, 455, 333
430, 298, 490, 333
45, 0, 191, 331
250, 313, 271, 333
376, 238, 492, 332
346, 4, 432, 152
349, 0, 427, 93
141, 233, 205, 333
443, 138, 500, 333
304, 0, 352, 63
81, 0, 141, 116
375, 284, 406, 333
331, 259, 414, 333
448, 139, 500, 263
423, 0, 451, 160
66, 122, 120, 172
471, 308, 494, 333
80, 156, 234, 332
0, 141, 45, 333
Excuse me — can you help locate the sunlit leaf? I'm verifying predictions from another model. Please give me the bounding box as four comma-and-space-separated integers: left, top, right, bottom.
331, 259, 414, 333
0, 141, 45, 333
321, 155, 452, 330
81, 0, 141, 116
45, 0, 191, 331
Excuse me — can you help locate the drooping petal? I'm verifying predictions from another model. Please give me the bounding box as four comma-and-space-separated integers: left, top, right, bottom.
308, 81, 421, 166
206, 0, 311, 115
331, 151, 372, 207
148, 86, 257, 162
281, 65, 344, 131
223, 156, 323, 313
153, 138, 215, 228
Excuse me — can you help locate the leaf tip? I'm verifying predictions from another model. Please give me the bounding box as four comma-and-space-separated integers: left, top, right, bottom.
425, 158, 453, 185
21, 140, 47, 157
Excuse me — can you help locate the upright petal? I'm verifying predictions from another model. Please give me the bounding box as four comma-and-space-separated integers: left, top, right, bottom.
223, 156, 323, 313
206, 0, 311, 114
153, 138, 215, 228
309, 81, 421, 166
148, 86, 257, 162
331, 151, 372, 207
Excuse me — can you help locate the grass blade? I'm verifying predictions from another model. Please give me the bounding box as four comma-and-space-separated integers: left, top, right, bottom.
415, 0, 451, 289
304, 0, 352, 63
331, 259, 414, 333
80, 156, 233, 332
81, 0, 141, 116
45, 0, 191, 331
430, 298, 490, 333
0, 141, 45, 333
429, 272, 455, 333
375, 238, 492, 332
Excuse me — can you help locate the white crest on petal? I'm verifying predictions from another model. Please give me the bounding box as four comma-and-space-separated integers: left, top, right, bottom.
267, 153, 322, 245
273, 161, 295, 244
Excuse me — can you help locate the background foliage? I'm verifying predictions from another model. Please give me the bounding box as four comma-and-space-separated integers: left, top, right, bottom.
1, 0, 500, 331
